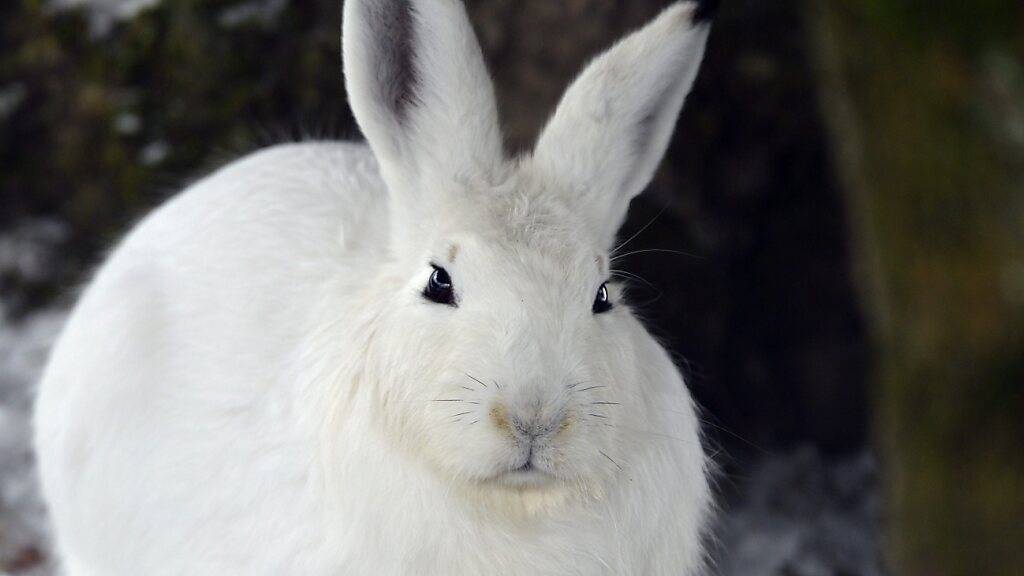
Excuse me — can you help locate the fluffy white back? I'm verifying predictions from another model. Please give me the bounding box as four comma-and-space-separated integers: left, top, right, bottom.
34, 2, 714, 574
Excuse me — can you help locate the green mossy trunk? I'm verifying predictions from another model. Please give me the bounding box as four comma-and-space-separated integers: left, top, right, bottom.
814, 2, 1024, 574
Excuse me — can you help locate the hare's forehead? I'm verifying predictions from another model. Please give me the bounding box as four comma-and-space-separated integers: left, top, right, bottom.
468, 189, 593, 242
439, 222, 604, 280
435, 186, 603, 271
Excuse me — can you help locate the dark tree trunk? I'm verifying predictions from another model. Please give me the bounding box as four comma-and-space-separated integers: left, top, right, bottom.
813, 1, 1024, 574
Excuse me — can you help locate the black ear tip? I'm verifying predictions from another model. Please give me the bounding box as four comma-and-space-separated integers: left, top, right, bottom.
692, 0, 720, 24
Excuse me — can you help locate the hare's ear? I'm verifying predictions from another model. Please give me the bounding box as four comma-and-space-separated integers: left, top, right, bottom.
343, 0, 503, 191
532, 2, 711, 248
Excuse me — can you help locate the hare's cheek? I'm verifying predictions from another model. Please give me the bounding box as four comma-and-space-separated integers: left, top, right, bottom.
414, 401, 508, 477
550, 413, 617, 473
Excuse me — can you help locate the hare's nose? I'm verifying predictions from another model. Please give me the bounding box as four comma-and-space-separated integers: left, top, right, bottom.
511, 415, 539, 440
490, 403, 569, 441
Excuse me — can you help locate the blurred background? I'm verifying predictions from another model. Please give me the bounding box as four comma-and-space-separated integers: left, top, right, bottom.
1, 0, 1022, 574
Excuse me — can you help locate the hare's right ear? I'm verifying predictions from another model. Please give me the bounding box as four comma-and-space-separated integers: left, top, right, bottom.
343, 0, 503, 194
531, 2, 710, 249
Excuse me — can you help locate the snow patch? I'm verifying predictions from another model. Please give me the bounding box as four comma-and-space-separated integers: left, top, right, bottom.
715, 447, 887, 576
0, 221, 67, 289
0, 85, 28, 120
218, 0, 290, 28
140, 140, 169, 165
0, 307, 66, 575
47, 0, 162, 37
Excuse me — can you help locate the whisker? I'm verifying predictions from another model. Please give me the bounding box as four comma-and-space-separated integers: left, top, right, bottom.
587, 413, 607, 419
612, 423, 701, 446
700, 418, 769, 455
612, 203, 669, 255
576, 385, 606, 392
595, 421, 704, 450
432, 399, 464, 402
610, 269, 660, 292
609, 269, 647, 282
465, 373, 488, 389
641, 402, 768, 453
599, 450, 624, 472
591, 401, 620, 406
610, 248, 702, 262
451, 411, 473, 418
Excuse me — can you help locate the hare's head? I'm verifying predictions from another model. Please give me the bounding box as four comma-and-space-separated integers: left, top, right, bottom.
341, 0, 711, 505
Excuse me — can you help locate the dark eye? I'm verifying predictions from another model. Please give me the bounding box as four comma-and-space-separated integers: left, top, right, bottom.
592, 282, 612, 314
423, 264, 456, 306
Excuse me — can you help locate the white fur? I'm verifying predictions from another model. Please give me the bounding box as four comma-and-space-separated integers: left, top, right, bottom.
34, 2, 713, 574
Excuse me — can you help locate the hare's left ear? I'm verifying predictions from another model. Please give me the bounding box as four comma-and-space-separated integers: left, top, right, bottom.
532, 2, 711, 248
343, 0, 503, 194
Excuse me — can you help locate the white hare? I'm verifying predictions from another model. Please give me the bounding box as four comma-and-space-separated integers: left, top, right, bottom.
34, 1, 714, 574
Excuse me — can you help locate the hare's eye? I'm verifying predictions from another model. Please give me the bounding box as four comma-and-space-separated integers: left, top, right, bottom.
592, 282, 612, 314
424, 264, 456, 306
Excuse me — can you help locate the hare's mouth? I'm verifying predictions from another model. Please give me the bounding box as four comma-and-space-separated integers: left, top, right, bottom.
492, 461, 556, 488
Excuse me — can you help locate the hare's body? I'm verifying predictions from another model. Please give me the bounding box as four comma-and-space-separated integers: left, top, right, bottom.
36, 143, 705, 575
36, 1, 715, 574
